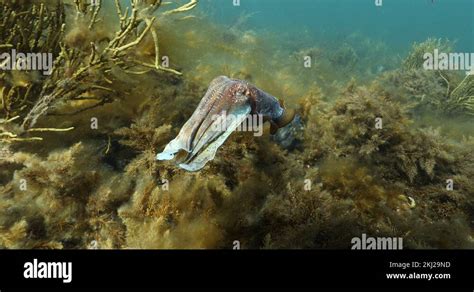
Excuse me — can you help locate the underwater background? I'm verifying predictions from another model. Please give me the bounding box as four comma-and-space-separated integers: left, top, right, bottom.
0, 0, 473, 249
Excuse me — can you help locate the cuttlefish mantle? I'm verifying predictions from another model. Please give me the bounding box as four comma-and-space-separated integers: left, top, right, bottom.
156, 76, 295, 171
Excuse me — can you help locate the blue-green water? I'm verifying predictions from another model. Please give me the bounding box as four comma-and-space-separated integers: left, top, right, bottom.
199, 0, 474, 53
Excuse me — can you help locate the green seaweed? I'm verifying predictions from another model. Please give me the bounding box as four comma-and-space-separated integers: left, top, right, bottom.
382, 38, 474, 116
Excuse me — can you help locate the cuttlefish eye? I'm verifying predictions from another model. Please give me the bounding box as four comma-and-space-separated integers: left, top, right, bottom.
156, 76, 295, 172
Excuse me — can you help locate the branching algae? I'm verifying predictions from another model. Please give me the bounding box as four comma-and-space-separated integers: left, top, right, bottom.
1, 0, 197, 143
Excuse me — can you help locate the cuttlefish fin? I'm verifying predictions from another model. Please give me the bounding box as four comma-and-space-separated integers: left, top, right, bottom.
156, 138, 186, 161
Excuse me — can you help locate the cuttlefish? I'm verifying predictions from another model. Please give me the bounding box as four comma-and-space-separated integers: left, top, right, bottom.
156, 76, 295, 171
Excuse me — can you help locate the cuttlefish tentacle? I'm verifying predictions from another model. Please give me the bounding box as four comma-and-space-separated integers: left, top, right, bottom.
156, 75, 295, 171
